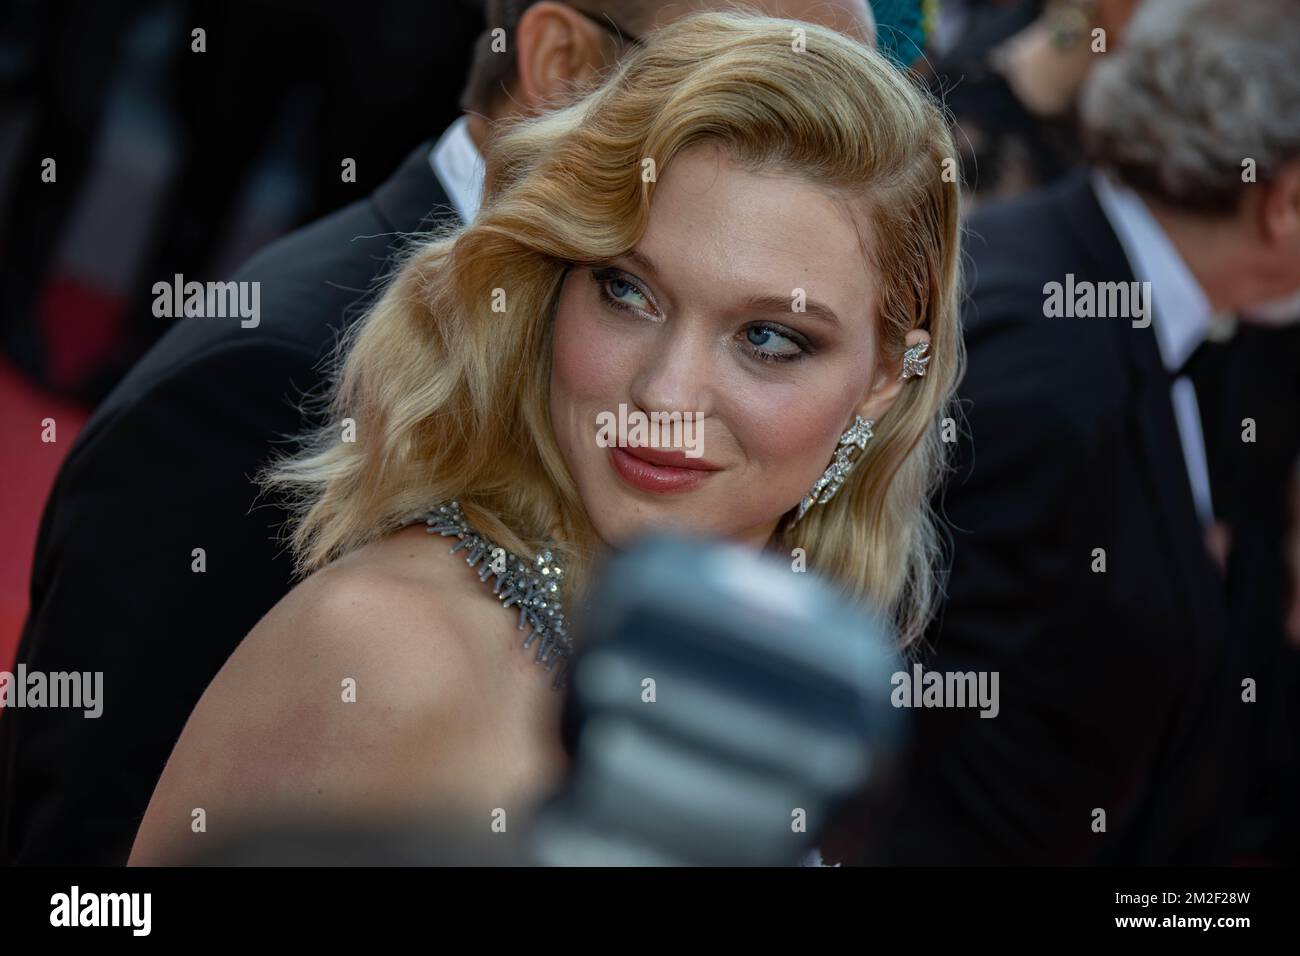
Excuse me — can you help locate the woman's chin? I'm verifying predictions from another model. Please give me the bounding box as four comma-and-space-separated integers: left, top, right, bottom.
586, 500, 703, 548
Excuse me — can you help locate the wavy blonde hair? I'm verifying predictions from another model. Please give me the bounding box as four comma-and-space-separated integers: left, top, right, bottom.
260, 10, 964, 649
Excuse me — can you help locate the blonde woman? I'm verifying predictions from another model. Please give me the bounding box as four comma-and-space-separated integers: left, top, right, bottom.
129, 11, 963, 865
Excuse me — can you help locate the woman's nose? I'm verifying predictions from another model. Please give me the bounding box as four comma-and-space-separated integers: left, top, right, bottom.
626, 320, 715, 419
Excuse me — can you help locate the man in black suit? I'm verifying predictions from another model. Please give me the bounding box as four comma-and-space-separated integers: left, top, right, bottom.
0, 0, 879, 866
881, 0, 1300, 863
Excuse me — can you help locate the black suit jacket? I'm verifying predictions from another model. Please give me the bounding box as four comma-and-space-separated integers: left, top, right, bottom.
879, 172, 1239, 864
1217, 323, 1300, 861
0, 142, 457, 864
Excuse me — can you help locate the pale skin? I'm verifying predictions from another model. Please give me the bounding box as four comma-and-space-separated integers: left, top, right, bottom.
130, 0, 895, 865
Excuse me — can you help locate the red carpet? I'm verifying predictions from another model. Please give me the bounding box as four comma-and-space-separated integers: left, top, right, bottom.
0, 358, 88, 669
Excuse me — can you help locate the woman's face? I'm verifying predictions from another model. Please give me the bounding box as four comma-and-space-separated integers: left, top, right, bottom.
549, 143, 901, 550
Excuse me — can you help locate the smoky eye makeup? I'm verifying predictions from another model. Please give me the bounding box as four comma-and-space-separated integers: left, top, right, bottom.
738, 322, 816, 363
590, 266, 658, 316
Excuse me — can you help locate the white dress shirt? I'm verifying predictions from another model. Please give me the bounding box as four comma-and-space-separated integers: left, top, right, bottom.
429, 115, 487, 224
1091, 169, 1227, 527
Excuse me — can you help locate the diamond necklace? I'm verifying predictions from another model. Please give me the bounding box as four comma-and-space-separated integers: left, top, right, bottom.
419, 501, 574, 690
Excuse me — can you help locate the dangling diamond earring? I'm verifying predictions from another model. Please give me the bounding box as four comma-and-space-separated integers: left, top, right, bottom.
790, 415, 875, 527
900, 341, 930, 380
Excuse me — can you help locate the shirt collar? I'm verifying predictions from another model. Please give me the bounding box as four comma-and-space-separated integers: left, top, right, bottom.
429, 115, 486, 223
1090, 168, 1215, 373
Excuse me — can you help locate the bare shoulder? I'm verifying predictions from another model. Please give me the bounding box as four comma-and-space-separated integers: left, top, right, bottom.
264, 524, 491, 681
228, 524, 498, 726
128, 524, 521, 865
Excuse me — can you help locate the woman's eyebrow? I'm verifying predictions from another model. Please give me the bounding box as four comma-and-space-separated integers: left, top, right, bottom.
741, 293, 841, 326
618, 248, 841, 326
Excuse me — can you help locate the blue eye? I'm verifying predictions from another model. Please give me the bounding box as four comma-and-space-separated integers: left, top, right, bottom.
743, 324, 806, 362
593, 268, 653, 314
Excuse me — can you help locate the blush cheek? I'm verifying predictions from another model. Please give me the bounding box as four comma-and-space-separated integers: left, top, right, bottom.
552, 302, 629, 422
731, 391, 848, 510
550, 287, 635, 504
554, 329, 613, 406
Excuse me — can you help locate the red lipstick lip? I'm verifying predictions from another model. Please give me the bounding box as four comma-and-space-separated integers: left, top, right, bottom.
618, 445, 722, 471
608, 446, 720, 494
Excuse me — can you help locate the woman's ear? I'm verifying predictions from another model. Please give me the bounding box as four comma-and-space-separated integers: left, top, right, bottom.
855, 329, 931, 422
